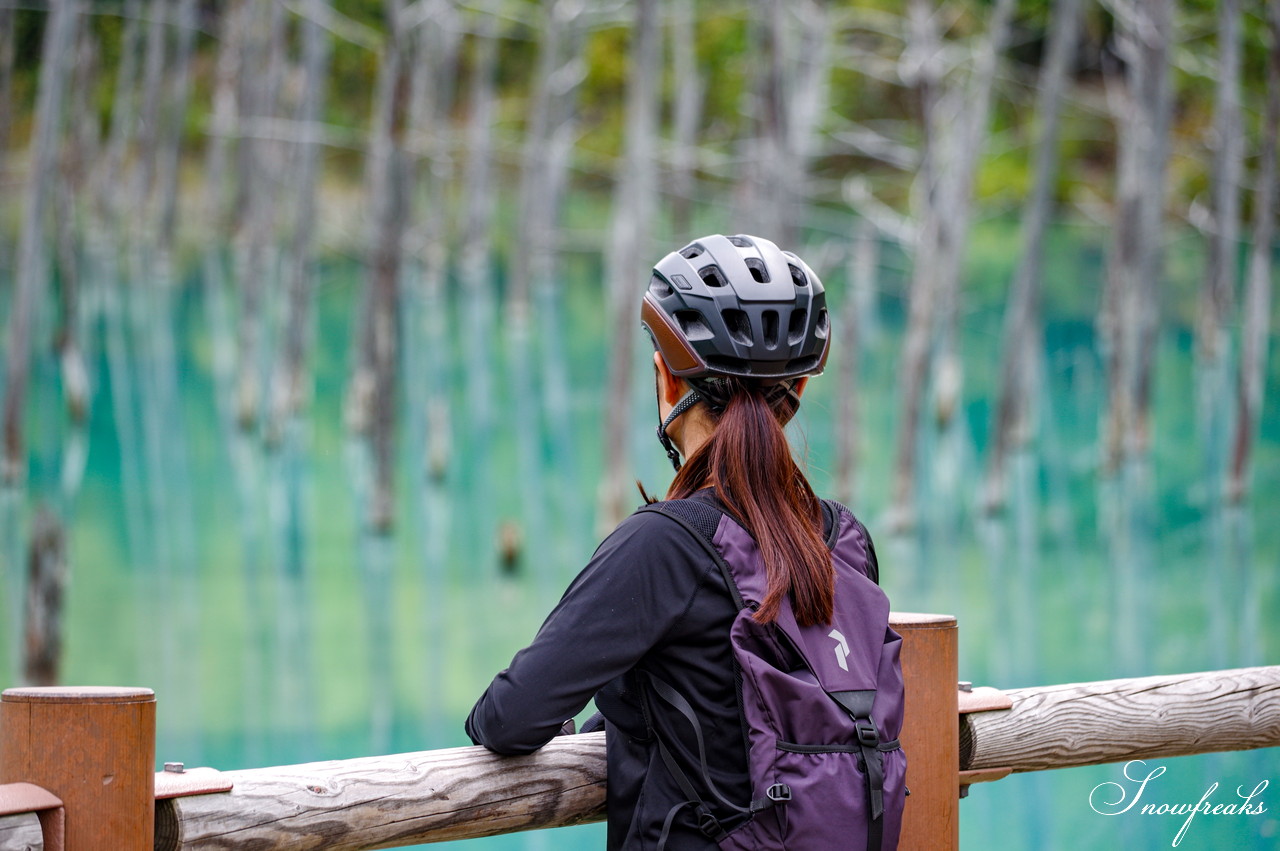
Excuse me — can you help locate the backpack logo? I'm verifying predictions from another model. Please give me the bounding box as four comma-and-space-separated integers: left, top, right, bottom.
829, 629, 850, 671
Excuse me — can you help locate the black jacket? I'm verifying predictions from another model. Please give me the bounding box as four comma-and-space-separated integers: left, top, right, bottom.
467, 490, 764, 849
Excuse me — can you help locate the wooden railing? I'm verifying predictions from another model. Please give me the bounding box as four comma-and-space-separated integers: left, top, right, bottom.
2, 615, 1278, 851
961, 666, 1280, 775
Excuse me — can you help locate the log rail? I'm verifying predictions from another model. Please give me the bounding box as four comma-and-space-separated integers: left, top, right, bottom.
154, 738, 606, 851
961, 665, 1280, 774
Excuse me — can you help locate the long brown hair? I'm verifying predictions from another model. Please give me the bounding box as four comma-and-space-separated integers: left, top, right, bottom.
666, 380, 834, 627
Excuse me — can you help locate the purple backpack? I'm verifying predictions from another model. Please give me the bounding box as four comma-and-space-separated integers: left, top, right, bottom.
639, 498, 906, 851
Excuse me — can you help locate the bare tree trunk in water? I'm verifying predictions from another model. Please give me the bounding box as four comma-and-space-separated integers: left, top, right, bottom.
405, 0, 460, 485
269, 2, 332, 444
732, 11, 766, 234
669, 0, 702, 236
151, 0, 200, 557
1099, 74, 1139, 473
203, 0, 245, 241
529, 4, 585, 568
198, 0, 247, 449
120, 0, 169, 539
55, 21, 99, 429
399, 6, 460, 737
156, 0, 199, 251
1228, 2, 1280, 503
783, 0, 831, 244
600, 0, 661, 530
512, 0, 583, 315
1101, 0, 1173, 471
512, 0, 570, 325
1130, 0, 1173, 454
1195, 0, 1243, 364
128, 0, 200, 757
3, 0, 78, 483
0, 6, 12, 280
929, 0, 1012, 425
722, 0, 825, 241
836, 221, 878, 506
23, 509, 66, 687
891, 0, 1012, 530
31, 13, 95, 693
232, 0, 289, 430
361, 0, 413, 533
735, 0, 829, 246
509, 0, 584, 590
1191, 0, 1242, 497
94, 0, 142, 226
131, 0, 168, 209
157, 0, 205, 764
890, 0, 942, 532
450, 12, 502, 576
0, 6, 14, 180
985, 0, 1081, 512
86, 0, 146, 670
758, 0, 791, 243
511, 0, 583, 304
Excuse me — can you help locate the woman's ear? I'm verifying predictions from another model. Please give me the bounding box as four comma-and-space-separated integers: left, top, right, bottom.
654, 351, 686, 410
793, 376, 810, 399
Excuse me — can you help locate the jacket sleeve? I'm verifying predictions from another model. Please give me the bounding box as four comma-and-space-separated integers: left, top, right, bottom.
465, 510, 710, 755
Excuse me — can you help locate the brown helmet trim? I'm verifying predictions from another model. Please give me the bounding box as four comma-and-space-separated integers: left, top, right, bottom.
640, 293, 706, 377
814, 332, 831, 375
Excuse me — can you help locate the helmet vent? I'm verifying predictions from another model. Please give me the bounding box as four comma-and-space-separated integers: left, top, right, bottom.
680, 243, 706, 260
789, 264, 808, 288
745, 258, 770, 283
815, 308, 830, 338
786, 355, 820, 374
728, 236, 753, 248
649, 275, 674, 298
722, 309, 753, 346
699, 264, 728, 288
762, 310, 780, 349
706, 355, 752, 374
788, 309, 808, 345
675, 310, 714, 341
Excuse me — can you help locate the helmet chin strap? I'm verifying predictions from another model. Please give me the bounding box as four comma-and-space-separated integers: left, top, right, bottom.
656, 389, 702, 472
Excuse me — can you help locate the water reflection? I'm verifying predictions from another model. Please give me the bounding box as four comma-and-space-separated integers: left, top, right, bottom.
0, 258, 1276, 851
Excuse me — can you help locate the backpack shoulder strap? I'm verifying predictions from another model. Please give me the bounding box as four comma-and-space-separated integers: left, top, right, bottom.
635, 501, 786, 846
637, 500, 746, 610
822, 498, 880, 586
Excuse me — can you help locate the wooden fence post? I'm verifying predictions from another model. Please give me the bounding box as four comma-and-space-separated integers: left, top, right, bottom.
0, 686, 155, 851
891, 612, 959, 851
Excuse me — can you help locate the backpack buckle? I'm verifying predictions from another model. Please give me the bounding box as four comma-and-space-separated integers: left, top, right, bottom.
696, 809, 724, 839
766, 783, 792, 803
855, 719, 880, 748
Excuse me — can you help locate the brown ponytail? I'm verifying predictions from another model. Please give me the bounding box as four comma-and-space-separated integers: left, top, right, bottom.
667, 382, 834, 627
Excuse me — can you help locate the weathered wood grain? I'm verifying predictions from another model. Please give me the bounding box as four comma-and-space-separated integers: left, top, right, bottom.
155, 734, 606, 851
961, 666, 1280, 773
0, 814, 42, 851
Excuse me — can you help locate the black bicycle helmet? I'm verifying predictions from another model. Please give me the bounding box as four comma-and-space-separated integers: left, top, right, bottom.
640, 233, 830, 469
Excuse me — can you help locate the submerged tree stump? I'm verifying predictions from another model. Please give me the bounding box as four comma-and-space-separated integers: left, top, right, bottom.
23, 510, 66, 688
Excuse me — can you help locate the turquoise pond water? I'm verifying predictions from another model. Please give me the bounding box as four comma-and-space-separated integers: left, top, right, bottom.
1, 223, 1278, 850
